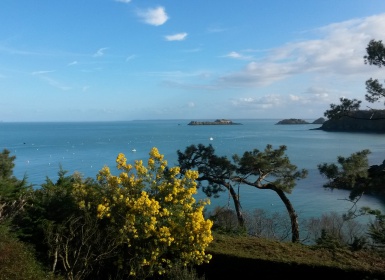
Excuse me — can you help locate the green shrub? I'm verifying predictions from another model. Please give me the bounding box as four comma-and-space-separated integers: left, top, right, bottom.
0, 225, 58, 280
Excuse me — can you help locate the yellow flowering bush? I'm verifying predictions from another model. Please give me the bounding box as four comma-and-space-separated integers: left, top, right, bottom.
96, 147, 213, 277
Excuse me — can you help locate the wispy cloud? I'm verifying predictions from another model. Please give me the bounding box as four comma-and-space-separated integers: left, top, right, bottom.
137, 7, 168, 26
165, 33, 188, 41
216, 13, 385, 88
31, 70, 55, 75
183, 48, 202, 53
126, 54, 136, 61
115, 0, 131, 3
37, 76, 71, 91
207, 26, 226, 33
93, 48, 108, 57
67, 61, 78, 66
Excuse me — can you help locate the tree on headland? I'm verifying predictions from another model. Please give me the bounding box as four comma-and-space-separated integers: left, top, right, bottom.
364, 39, 385, 105
322, 39, 385, 122
177, 144, 307, 243
323, 97, 362, 120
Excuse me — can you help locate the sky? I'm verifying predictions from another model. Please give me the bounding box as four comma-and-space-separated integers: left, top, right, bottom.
2, 0, 385, 122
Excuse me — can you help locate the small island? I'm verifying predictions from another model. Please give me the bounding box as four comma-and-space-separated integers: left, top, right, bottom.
276, 119, 310, 125
188, 119, 242, 125
312, 117, 326, 124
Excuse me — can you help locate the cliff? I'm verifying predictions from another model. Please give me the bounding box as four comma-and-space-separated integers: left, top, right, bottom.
318, 110, 385, 132
188, 119, 242, 125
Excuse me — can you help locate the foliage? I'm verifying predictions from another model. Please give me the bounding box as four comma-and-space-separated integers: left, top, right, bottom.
323, 98, 362, 120
367, 212, 385, 250
95, 147, 213, 278
158, 262, 205, 280
364, 39, 385, 105
315, 229, 346, 252
177, 144, 245, 227
14, 169, 120, 280
0, 224, 58, 280
178, 143, 307, 243
233, 144, 308, 194
317, 149, 371, 200
0, 149, 31, 223
177, 144, 236, 198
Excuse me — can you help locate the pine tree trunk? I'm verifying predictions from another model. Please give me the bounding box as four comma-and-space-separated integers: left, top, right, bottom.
274, 188, 300, 243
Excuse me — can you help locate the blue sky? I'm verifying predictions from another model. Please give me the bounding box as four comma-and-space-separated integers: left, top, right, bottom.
2, 0, 385, 122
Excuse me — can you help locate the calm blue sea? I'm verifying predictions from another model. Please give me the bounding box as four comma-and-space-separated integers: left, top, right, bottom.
1, 119, 385, 220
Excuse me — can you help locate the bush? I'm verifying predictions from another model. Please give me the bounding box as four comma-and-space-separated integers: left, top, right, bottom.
0, 225, 58, 280
94, 147, 213, 278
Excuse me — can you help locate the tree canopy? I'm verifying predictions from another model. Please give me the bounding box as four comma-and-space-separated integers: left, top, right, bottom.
177, 144, 307, 242
364, 39, 385, 105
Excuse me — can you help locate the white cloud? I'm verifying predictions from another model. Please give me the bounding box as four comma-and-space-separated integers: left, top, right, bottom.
289, 94, 300, 101
231, 94, 283, 109
137, 7, 168, 26
68, 61, 78, 66
93, 48, 108, 57
165, 33, 188, 41
223, 51, 253, 60
115, 0, 131, 3
226, 51, 242, 59
216, 13, 385, 88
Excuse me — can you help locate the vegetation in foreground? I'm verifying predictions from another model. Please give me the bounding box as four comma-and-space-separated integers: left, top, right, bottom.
1, 145, 385, 280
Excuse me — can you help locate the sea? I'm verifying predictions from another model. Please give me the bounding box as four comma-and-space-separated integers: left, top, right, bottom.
1, 119, 385, 221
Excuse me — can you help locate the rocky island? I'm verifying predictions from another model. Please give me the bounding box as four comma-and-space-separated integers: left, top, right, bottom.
276, 119, 310, 124
188, 119, 242, 125
276, 118, 326, 125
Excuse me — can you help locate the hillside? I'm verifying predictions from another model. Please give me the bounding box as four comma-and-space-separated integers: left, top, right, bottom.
195, 234, 385, 280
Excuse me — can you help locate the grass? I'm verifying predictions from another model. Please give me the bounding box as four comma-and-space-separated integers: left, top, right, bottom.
195, 233, 385, 279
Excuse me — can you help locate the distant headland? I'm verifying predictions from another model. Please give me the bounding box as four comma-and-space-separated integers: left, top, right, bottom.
316, 110, 385, 132
188, 119, 242, 125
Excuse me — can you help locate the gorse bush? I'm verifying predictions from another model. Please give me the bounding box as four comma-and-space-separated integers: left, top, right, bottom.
91, 147, 213, 278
